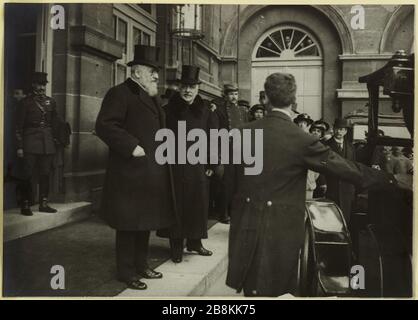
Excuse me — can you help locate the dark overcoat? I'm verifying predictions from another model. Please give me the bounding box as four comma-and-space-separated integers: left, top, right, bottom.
324, 137, 356, 222
95, 78, 175, 231
158, 93, 219, 239
225, 111, 395, 296
15, 93, 57, 155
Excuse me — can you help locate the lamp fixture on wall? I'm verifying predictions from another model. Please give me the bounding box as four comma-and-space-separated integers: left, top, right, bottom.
171, 4, 204, 40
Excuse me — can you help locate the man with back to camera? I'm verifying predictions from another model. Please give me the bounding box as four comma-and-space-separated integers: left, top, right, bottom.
225, 72, 404, 297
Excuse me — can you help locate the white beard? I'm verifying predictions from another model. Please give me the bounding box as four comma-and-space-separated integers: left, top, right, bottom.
141, 81, 158, 97
147, 82, 158, 97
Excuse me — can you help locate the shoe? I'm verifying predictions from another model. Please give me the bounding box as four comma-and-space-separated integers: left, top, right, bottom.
170, 239, 183, 263
124, 278, 147, 290
21, 201, 33, 216
186, 246, 213, 256
219, 217, 230, 224
39, 198, 57, 213
172, 256, 182, 263
139, 268, 163, 279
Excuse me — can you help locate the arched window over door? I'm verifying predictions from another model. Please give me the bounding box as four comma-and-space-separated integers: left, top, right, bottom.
252, 25, 323, 120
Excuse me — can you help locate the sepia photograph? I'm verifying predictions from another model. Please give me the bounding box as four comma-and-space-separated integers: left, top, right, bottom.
1, 2, 415, 300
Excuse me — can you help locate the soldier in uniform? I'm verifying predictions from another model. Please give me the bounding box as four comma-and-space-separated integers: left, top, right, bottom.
213, 84, 249, 224
15, 72, 58, 216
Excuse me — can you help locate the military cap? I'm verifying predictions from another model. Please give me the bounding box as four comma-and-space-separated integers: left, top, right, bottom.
32, 72, 48, 85
223, 84, 238, 94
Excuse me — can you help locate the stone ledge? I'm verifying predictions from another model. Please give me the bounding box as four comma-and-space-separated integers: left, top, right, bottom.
3, 202, 92, 242
71, 25, 123, 61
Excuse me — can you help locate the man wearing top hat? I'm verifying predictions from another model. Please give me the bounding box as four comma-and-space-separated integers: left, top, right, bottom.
212, 84, 249, 224
15, 72, 59, 216
95, 45, 175, 290
324, 118, 356, 222
158, 65, 219, 263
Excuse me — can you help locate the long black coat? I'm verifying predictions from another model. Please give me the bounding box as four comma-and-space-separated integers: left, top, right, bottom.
95, 78, 175, 231
225, 111, 395, 296
324, 137, 356, 222
15, 93, 58, 155
158, 93, 219, 239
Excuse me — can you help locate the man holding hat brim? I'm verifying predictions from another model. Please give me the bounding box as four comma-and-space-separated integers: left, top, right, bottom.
293, 113, 313, 133
225, 72, 400, 297
212, 83, 248, 224
95, 45, 176, 290
323, 118, 356, 223
157, 65, 219, 263
15, 71, 60, 216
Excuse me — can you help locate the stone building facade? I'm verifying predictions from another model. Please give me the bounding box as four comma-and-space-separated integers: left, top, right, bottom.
3, 4, 414, 209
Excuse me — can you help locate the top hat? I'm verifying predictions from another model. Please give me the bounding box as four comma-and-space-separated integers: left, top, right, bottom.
294, 113, 313, 125
127, 45, 160, 69
178, 65, 201, 85
32, 72, 48, 85
223, 84, 238, 94
333, 118, 350, 128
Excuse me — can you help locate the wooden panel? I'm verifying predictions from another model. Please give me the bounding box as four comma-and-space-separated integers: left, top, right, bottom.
251, 63, 322, 119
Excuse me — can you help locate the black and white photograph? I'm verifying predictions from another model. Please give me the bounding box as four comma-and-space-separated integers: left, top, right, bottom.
1, 2, 415, 300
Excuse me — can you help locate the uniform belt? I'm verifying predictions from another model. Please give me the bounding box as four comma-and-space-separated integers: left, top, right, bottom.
25, 123, 51, 129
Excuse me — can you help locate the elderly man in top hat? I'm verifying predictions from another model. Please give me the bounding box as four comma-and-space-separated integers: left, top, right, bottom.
212, 84, 249, 224
95, 45, 175, 290
323, 118, 356, 223
225, 72, 400, 297
15, 72, 59, 216
158, 65, 219, 263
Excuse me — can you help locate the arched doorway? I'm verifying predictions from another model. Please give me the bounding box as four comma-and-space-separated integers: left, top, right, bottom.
251, 25, 323, 119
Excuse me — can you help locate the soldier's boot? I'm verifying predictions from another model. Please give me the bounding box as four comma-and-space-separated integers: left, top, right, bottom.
39, 198, 57, 213
39, 175, 57, 213
21, 200, 33, 216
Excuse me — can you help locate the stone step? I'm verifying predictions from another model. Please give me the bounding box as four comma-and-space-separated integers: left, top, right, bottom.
3, 202, 92, 242
117, 222, 230, 297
